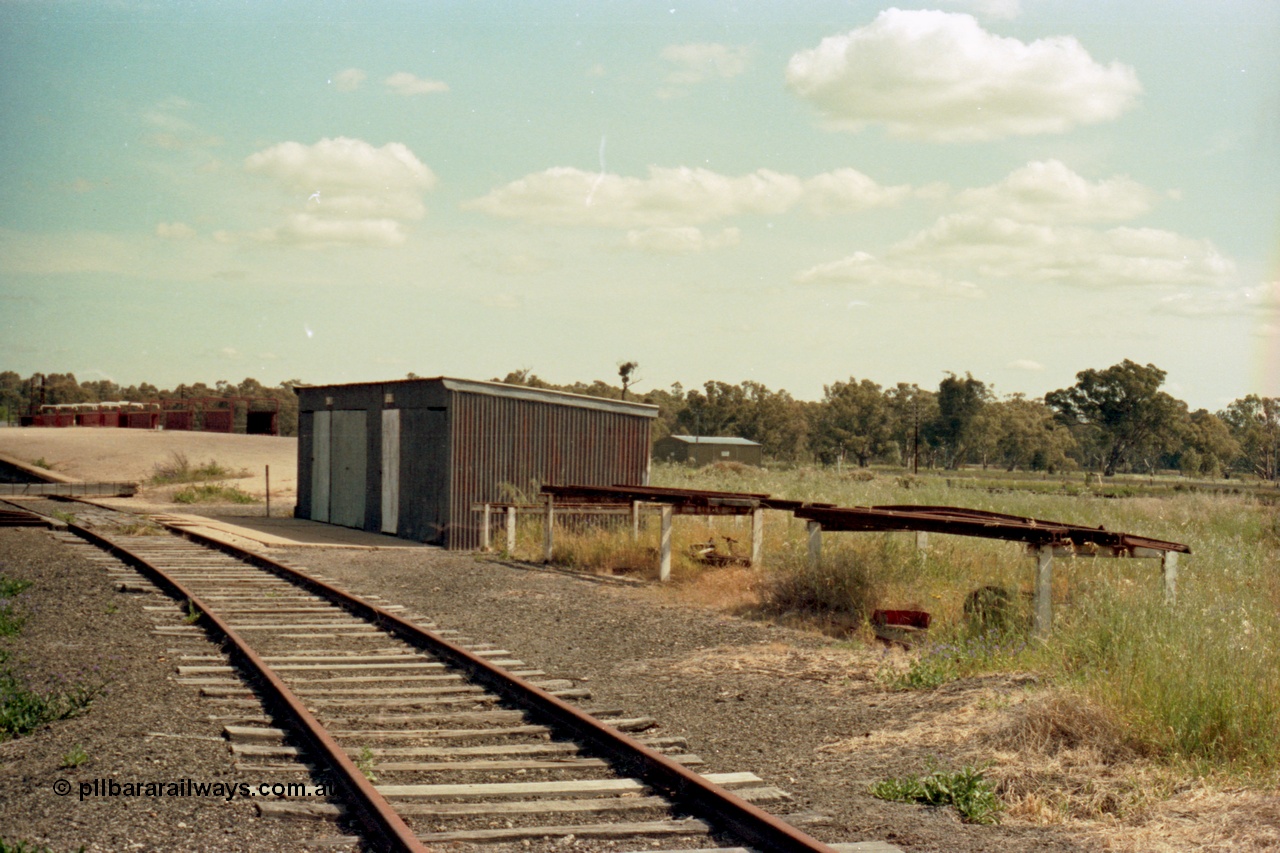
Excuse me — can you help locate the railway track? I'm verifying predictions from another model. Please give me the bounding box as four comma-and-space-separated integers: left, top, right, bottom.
17, 497, 895, 853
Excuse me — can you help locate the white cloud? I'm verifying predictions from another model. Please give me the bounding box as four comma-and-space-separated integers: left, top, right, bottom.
384, 71, 448, 96
895, 213, 1234, 288
332, 68, 366, 92
240, 138, 436, 248
1006, 359, 1044, 370
625, 226, 741, 254
955, 160, 1157, 223
803, 168, 913, 214
785, 9, 1141, 142
467, 166, 910, 228
155, 222, 196, 240
940, 0, 1022, 21
795, 251, 985, 299
466, 166, 803, 228
246, 214, 407, 249
661, 43, 750, 86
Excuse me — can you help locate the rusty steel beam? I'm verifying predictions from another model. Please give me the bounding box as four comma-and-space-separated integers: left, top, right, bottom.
794, 505, 1189, 554
156, 518, 840, 853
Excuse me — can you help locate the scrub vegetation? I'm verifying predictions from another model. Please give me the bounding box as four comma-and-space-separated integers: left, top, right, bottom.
524, 463, 1280, 780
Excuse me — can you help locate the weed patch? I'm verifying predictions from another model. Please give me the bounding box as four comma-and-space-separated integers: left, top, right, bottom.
150, 452, 248, 485
0, 577, 32, 637
888, 630, 1029, 691
172, 483, 256, 504
0, 659, 102, 741
870, 764, 1003, 824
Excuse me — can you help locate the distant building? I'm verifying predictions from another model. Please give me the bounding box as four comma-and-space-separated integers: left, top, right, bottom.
295, 377, 657, 549
653, 435, 763, 467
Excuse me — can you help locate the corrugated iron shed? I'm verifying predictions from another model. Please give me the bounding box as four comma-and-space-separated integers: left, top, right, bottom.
653, 434, 764, 467
295, 377, 657, 549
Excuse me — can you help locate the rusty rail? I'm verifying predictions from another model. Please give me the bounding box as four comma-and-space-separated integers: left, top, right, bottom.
148, 517, 840, 853
64, 521, 431, 853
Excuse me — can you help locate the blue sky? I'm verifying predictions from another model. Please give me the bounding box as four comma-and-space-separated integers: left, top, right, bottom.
2, 0, 1277, 409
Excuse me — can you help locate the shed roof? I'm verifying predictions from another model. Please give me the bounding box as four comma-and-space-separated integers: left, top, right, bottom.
663, 435, 761, 447
296, 376, 658, 418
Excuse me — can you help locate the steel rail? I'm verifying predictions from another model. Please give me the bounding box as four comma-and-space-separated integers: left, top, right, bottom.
154, 519, 841, 853
64, 521, 430, 853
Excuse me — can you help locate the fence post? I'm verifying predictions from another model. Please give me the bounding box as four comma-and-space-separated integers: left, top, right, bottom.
543, 495, 555, 563
659, 505, 673, 582
481, 503, 492, 551
1034, 545, 1053, 637
807, 521, 822, 570
750, 508, 764, 567
506, 506, 517, 555
1162, 551, 1178, 603
631, 501, 641, 541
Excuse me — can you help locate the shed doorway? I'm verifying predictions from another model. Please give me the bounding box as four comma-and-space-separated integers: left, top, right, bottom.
310, 410, 367, 529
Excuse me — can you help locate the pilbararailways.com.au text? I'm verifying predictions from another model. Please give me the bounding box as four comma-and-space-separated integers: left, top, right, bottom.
57, 778, 333, 802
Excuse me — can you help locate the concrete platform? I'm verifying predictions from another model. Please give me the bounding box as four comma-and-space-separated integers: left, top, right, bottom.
151, 513, 430, 551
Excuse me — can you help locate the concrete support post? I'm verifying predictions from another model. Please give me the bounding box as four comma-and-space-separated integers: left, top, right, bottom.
807, 521, 822, 570
543, 495, 555, 563
659, 505, 673, 582
631, 501, 641, 541
505, 506, 517, 555
1034, 545, 1053, 637
915, 530, 929, 552
481, 503, 492, 551
750, 508, 764, 567
1162, 551, 1178, 603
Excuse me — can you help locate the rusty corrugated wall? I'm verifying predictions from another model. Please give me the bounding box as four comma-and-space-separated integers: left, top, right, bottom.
445, 389, 652, 550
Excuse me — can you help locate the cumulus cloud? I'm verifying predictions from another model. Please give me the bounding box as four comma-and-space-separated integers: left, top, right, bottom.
466, 166, 910, 229
940, 0, 1022, 20
332, 68, 367, 92
661, 43, 750, 86
897, 214, 1235, 288
785, 9, 1141, 142
384, 71, 449, 96
246, 214, 407, 248
955, 160, 1156, 223
795, 250, 985, 299
240, 137, 436, 248
155, 222, 196, 240
626, 226, 741, 254
466, 166, 802, 228
803, 168, 913, 214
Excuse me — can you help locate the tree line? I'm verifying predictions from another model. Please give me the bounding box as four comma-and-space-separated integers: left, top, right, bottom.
3, 364, 1277, 480
497, 361, 1279, 480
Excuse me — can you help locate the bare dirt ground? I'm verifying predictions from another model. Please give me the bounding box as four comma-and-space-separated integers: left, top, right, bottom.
1, 428, 1277, 852
0, 426, 296, 512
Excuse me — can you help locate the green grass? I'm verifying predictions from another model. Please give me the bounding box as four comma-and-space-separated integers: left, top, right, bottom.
0, 657, 102, 742
29, 458, 52, 470
870, 764, 1003, 824
150, 451, 248, 485
0, 577, 32, 637
60, 744, 88, 769
639, 463, 1280, 775
172, 483, 257, 504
